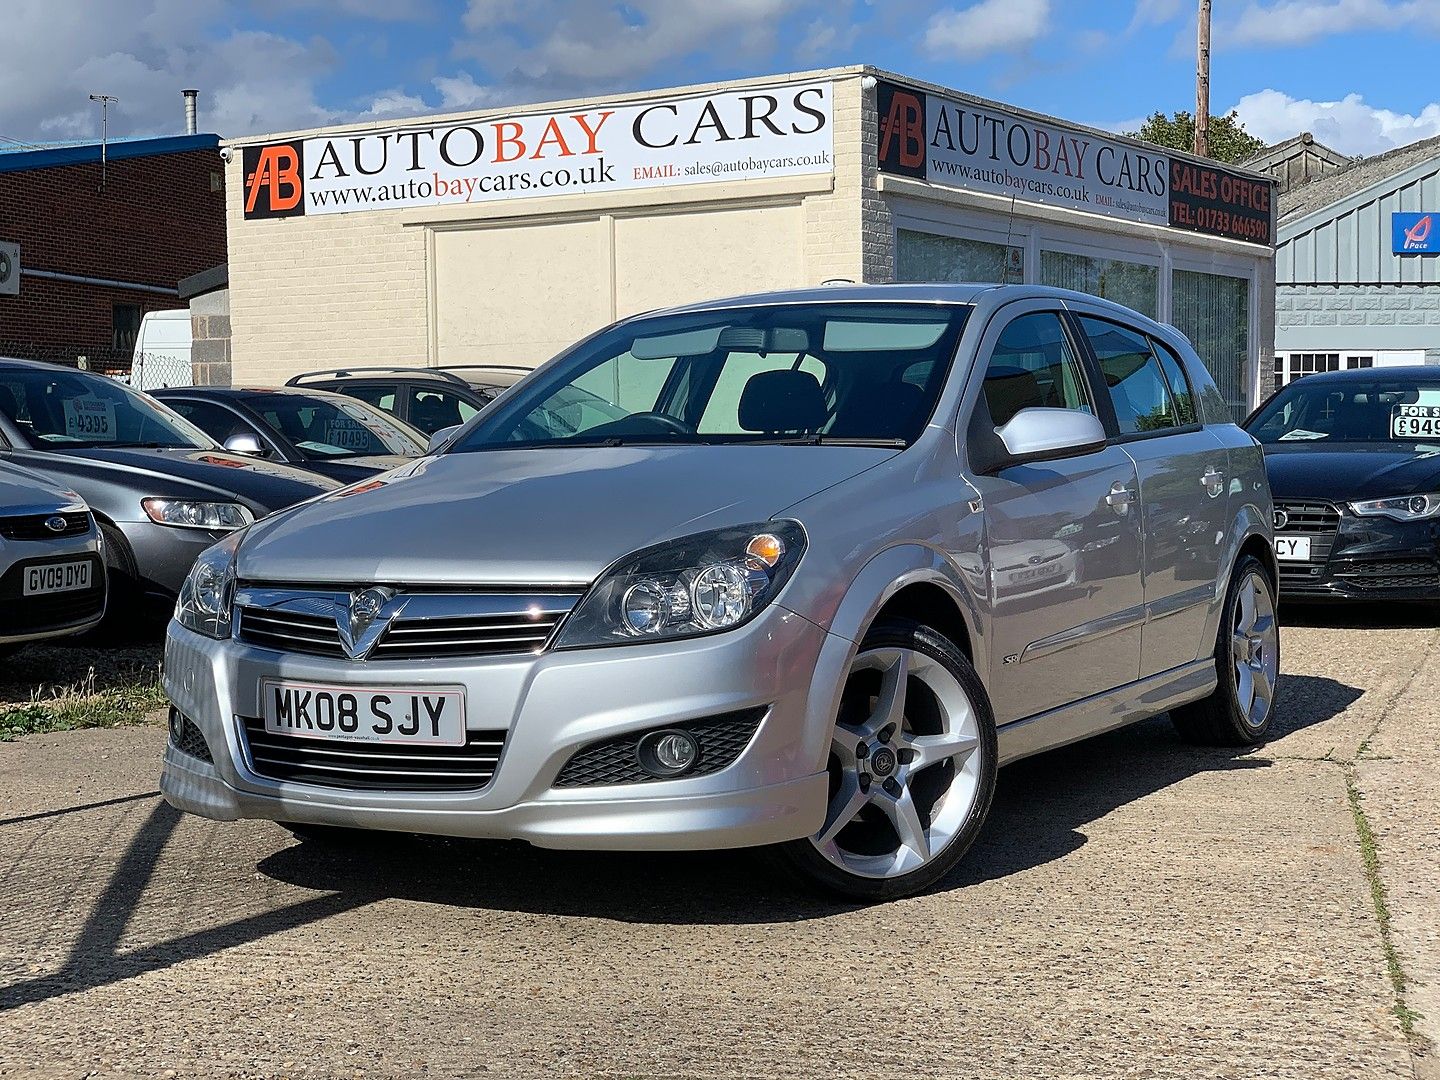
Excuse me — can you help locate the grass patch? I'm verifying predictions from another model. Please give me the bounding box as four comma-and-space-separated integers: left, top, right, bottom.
0, 665, 167, 742
1345, 771, 1424, 1045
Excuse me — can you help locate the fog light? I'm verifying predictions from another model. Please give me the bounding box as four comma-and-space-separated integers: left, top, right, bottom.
637, 729, 700, 777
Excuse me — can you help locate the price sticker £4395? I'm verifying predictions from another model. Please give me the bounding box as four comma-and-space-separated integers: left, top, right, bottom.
63, 396, 118, 442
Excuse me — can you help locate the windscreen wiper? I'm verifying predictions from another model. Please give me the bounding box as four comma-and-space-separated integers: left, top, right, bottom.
756, 435, 909, 448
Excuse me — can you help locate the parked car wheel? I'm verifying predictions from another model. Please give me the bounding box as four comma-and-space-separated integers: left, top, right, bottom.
775, 619, 997, 901
1171, 554, 1280, 747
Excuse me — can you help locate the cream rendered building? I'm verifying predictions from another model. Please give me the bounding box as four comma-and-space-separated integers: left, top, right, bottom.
220, 66, 1275, 414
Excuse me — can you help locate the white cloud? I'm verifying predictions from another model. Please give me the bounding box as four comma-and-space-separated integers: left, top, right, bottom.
1222, 0, 1440, 47
457, 0, 811, 94
1127, 0, 1183, 29
1232, 88, 1440, 155
431, 72, 503, 112
924, 0, 1052, 59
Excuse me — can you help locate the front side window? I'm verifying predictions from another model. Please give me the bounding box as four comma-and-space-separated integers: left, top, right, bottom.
168, 399, 264, 446
405, 387, 480, 435
1079, 317, 1177, 434
982, 312, 1092, 427
449, 303, 971, 452
0, 368, 211, 450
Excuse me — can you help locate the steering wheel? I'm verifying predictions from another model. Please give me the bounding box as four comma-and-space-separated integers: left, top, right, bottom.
626, 411, 696, 436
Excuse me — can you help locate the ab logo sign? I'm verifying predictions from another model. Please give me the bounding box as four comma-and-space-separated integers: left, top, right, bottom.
243, 142, 304, 218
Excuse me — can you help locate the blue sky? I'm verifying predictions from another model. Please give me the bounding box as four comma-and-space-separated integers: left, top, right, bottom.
4, 1, 1440, 156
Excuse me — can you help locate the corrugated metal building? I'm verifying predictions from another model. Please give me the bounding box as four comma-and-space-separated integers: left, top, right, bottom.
1273, 135, 1440, 392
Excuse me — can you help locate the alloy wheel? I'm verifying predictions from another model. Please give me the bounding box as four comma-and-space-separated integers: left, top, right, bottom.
1231, 570, 1279, 728
811, 646, 984, 880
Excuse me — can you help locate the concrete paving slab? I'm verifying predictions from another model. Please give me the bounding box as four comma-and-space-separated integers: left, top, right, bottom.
0, 702, 1416, 1079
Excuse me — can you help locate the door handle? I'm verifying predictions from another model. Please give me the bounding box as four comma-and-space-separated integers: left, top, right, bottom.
1200, 467, 1225, 498
1106, 482, 1134, 514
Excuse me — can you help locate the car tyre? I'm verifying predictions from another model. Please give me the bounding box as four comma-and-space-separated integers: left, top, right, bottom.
773, 618, 997, 902
1171, 554, 1280, 747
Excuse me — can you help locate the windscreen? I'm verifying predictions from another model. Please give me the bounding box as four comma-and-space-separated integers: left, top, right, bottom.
1247, 379, 1440, 446
243, 393, 426, 458
448, 303, 971, 452
0, 367, 211, 450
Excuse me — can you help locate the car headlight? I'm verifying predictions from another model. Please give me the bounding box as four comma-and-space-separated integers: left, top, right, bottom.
142, 498, 254, 531
175, 530, 243, 639
1348, 493, 1440, 522
554, 521, 806, 648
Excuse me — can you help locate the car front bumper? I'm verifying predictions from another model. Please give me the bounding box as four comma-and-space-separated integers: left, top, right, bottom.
1276, 507, 1440, 601
160, 604, 842, 850
121, 520, 232, 603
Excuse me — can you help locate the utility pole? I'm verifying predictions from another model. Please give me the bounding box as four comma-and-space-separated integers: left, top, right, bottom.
1195, 0, 1212, 158
88, 93, 118, 192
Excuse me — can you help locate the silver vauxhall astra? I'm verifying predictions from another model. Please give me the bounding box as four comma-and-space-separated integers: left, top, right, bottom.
161, 284, 1278, 900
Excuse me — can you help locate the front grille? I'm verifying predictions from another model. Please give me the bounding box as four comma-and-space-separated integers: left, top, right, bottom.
234, 587, 581, 662
554, 708, 768, 787
240, 717, 505, 791
169, 708, 213, 763
237, 606, 347, 658
1274, 501, 1342, 591
1333, 558, 1440, 591
0, 511, 92, 541
0, 555, 105, 635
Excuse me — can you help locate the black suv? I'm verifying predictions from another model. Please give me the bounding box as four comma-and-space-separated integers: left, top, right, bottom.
286, 366, 530, 435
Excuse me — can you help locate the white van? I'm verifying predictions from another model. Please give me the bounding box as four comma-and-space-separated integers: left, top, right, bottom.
130, 309, 193, 390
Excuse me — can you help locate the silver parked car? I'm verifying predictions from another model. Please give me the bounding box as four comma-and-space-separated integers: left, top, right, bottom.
0, 461, 106, 654
161, 285, 1278, 900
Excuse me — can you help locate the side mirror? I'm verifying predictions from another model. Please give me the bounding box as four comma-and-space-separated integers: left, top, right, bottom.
426, 424, 460, 454
994, 408, 1107, 465
223, 432, 266, 456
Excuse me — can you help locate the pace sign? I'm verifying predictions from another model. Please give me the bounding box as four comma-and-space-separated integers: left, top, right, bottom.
876, 79, 1273, 247
1392, 213, 1437, 254
242, 82, 834, 220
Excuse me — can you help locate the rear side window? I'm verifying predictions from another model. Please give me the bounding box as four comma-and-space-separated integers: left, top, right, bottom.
1078, 317, 1177, 434
337, 384, 398, 413
982, 312, 1092, 426
405, 387, 479, 435
1150, 339, 1197, 426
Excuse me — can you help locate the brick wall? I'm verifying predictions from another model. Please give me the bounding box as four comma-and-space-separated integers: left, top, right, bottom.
0, 147, 227, 369
1276, 284, 1440, 355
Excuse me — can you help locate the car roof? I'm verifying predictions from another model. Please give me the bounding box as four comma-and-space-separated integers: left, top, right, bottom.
1279, 365, 1440, 385
154, 384, 359, 402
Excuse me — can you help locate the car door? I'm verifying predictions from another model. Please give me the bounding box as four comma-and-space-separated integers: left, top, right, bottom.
966, 305, 1144, 724
1070, 312, 1229, 677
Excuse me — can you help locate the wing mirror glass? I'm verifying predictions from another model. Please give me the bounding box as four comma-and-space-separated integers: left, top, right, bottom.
994, 408, 1107, 464
426, 424, 460, 454
223, 432, 266, 456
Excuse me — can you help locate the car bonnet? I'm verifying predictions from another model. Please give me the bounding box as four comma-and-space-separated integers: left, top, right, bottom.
237, 443, 896, 586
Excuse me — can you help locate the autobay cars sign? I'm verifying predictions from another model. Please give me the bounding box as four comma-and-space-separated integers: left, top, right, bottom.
242, 82, 833, 220
876, 80, 1272, 247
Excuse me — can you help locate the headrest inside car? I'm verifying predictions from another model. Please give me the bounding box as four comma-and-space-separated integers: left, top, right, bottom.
738, 369, 827, 433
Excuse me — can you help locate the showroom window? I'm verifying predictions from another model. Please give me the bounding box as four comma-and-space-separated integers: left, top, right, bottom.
1039, 251, 1160, 320
896, 229, 1010, 284
1171, 269, 1250, 418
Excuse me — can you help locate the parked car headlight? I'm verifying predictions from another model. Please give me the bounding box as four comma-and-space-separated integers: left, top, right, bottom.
175, 530, 243, 639
555, 521, 806, 648
1348, 493, 1440, 521
142, 498, 254, 531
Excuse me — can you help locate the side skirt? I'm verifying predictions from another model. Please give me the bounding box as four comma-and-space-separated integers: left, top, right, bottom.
996, 658, 1218, 766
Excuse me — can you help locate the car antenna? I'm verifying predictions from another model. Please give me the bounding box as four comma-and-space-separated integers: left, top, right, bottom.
1000, 193, 1020, 285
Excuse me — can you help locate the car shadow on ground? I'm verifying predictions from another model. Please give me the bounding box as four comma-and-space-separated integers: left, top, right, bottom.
254, 671, 1364, 921
1281, 601, 1440, 631
0, 673, 1363, 1015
